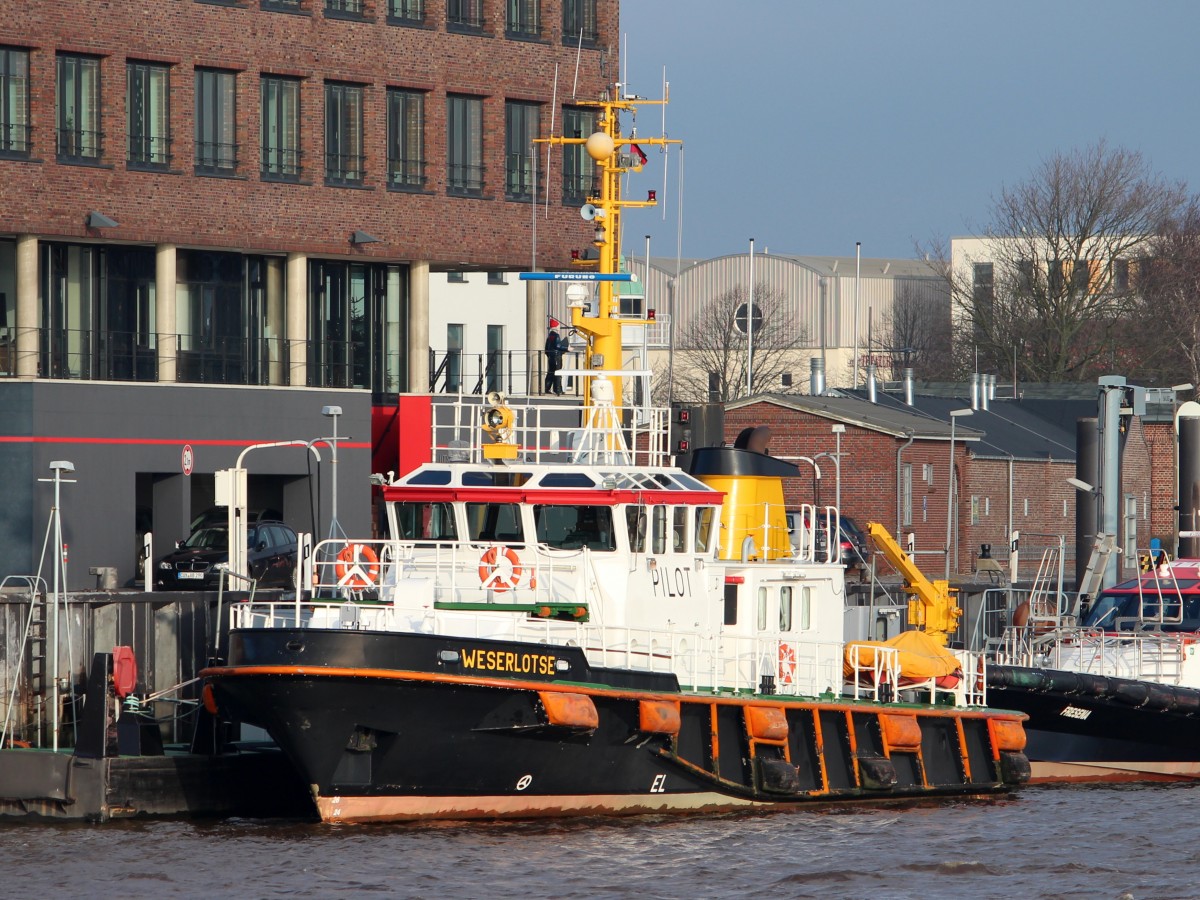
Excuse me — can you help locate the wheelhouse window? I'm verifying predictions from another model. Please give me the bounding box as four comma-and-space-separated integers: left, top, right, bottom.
57, 54, 101, 162
387, 88, 425, 190
562, 0, 597, 45
466, 502, 523, 543
261, 75, 301, 180
780, 585, 793, 631
393, 502, 458, 542
506, 0, 540, 38
0, 47, 30, 156
534, 505, 615, 551
562, 106, 596, 205
671, 506, 688, 552
505, 100, 538, 201
694, 506, 715, 552
447, 0, 484, 32
651, 505, 667, 554
325, 82, 364, 185
626, 506, 646, 552
388, 0, 424, 24
195, 68, 237, 174
127, 61, 170, 169
447, 94, 483, 196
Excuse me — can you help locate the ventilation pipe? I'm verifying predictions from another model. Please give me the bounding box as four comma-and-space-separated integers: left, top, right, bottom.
902, 367, 914, 406
987, 373, 997, 402
970, 373, 980, 410
810, 357, 825, 396
866, 364, 877, 403
981, 376, 990, 411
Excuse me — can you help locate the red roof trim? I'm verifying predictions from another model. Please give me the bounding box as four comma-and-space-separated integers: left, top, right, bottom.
382, 486, 723, 506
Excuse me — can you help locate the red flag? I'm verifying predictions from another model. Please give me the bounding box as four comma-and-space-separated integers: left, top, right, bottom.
630, 143, 648, 165
548, 317, 561, 329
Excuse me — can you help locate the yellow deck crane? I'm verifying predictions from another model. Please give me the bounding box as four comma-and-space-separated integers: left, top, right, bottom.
866, 521, 962, 646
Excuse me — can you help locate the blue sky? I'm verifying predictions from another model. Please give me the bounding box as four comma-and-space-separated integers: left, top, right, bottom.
616, 0, 1200, 261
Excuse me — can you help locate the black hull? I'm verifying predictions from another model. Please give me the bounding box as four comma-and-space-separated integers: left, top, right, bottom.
204, 629, 1029, 822
987, 664, 1200, 782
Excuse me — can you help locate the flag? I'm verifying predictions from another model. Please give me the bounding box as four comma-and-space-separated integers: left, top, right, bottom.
549, 317, 561, 329
630, 143, 648, 165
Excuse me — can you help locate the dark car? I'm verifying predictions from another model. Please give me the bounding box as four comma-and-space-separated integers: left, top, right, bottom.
155, 521, 298, 590
838, 516, 869, 568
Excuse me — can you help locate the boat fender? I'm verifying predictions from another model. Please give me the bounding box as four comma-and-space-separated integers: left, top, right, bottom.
754, 756, 803, 795
478, 545, 523, 592
1112, 681, 1150, 708
1142, 682, 1177, 712
335, 543, 380, 587
1076, 673, 1109, 698
1045, 670, 1082, 695
856, 755, 898, 791
879, 713, 922, 752
988, 718, 1027, 753
202, 683, 219, 716
537, 691, 599, 732
638, 699, 681, 735
745, 706, 789, 742
1171, 687, 1200, 716
998, 751, 1032, 785
112, 645, 138, 699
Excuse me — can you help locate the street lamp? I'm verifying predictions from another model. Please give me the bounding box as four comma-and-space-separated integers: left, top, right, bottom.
945, 408, 973, 580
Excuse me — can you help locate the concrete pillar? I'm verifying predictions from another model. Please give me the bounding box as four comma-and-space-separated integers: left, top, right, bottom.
15, 234, 37, 378
266, 257, 285, 385
408, 260, 430, 393
525, 278, 547, 396
286, 252, 307, 386
155, 243, 177, 381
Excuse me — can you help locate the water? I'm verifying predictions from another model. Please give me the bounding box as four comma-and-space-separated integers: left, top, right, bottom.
0, 784, 1192, 899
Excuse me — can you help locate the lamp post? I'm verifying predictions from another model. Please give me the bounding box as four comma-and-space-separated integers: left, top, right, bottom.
322, 405, 344, 541
43, 460, 75, 752
831, 424, 845, 513
746, 237, 755, 398
945, 408, 973, 580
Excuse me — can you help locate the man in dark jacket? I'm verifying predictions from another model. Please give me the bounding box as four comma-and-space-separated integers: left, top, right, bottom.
544, 328, 564, 394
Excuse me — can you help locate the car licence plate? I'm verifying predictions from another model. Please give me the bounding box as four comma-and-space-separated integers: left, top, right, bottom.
178, 572, 204, 580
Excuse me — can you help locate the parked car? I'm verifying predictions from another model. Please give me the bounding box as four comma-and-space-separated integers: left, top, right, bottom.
155, 521, 298, 590
787, 511, 869, 567
189, 506, 283, 533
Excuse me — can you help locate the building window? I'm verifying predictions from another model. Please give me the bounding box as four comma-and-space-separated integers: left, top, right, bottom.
261, 75, 301, 180
325, 82, 364, 185
505, 101, 538, 201
507, 0, 540, 37
387, 88, 425, 190
447, 272, 466, 283
447, 94, 483, 196
388, 0, 424, 24
562, 105, 596, 205
447, 0, 484, 32
57, 54, 102, 162
562, 0, 597, 44
0, 47, 30, 156
486, 323, 504, 393
195, 68, 237, 174
127, 61, 171, 169
446, 323, 463, 391
487, 272, 507, 285
901, 462, 912, 527
262, 0, 306, 12
325, 0, 364, 17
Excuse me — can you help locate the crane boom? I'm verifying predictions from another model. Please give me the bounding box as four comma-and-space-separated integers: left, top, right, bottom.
866, 521, 962, 646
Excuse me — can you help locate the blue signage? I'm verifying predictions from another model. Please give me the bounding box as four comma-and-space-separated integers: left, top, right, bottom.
518, 272, 635, 282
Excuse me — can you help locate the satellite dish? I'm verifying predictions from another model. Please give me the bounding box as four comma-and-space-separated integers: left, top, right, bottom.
580, 204, 600, 221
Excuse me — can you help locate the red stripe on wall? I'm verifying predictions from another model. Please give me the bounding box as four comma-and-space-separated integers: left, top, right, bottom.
0, 436, 372, 448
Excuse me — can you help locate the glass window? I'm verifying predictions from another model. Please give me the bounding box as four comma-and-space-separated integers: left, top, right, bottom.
505, 101, 538, 201
325, 82, 364, 184
486, 323, 503, 393
447, 94, 483, 196
562, 106, 596, 205
0, 47, 30, 156
175, 250, 245, 384
394, 502, 458, 542
671, 506, 688, 553
388, 0, 425, 24
447, 0, 483, 31
507, 0, 540, 37
326, 0, 364, 14
466, 502, 523, 543
127, 61, 170, 168
446, 323, 463, 391
57, 54, 101, 162
780, 585, 792, 631
261, 75, 301, 180
800, 586, 811, 630
195, 68, 237, 174
387, 88, 425, 189
694, 506, 714, 552
756, 586, 767, 631
534, 505, 614, 551
651, 505, 667, 554
626, 506, 646, 552
562, 0, 597, 44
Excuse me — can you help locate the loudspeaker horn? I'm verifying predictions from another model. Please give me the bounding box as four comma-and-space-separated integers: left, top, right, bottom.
580, 203, 603, 221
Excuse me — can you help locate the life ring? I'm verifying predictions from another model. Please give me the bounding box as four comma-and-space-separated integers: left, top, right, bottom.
479, 546, 523, 592
777, 642, 797, 687
336, 543, 380, 587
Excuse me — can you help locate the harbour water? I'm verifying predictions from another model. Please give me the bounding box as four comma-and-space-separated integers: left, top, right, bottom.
0, 784, 1192, 899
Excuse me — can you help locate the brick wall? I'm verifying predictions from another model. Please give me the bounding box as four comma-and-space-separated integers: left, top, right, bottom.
0, 0, 617, 267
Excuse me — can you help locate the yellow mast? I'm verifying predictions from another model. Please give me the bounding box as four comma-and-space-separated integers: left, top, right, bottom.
536, 90, 679, 409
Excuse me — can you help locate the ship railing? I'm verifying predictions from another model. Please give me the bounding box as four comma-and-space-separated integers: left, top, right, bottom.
843, 643, 988, 707
993, 622, 1190, 683
431, 397, 673, 467
310, 538, 592, 612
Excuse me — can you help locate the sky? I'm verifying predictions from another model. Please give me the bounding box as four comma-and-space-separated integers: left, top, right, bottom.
615, 0, 1200, 262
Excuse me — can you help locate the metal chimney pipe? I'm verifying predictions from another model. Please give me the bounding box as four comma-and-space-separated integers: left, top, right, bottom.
810, 357, 825, 396
987, 373, 997, 401
970, 373, 980, 410
981, 376, 990, 411
903, 367, 914, 406
866, 364, 877, 403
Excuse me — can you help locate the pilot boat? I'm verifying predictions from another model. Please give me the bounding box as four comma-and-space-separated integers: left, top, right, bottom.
201, 88, 1029, 823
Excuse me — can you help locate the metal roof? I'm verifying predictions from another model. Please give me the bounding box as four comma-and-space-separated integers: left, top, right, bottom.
728, 393, 984, 442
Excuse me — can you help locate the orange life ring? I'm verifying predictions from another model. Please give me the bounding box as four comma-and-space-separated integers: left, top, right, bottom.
777, 642, 797, 687
336, 543, 380, 587
479, 546, 523, 592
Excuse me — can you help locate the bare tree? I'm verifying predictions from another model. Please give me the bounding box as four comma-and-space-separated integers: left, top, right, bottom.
670, 282, 808, 403
1132, 199, 1200, 388
881, 278, 956, 381
947, 142, 1187, 382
